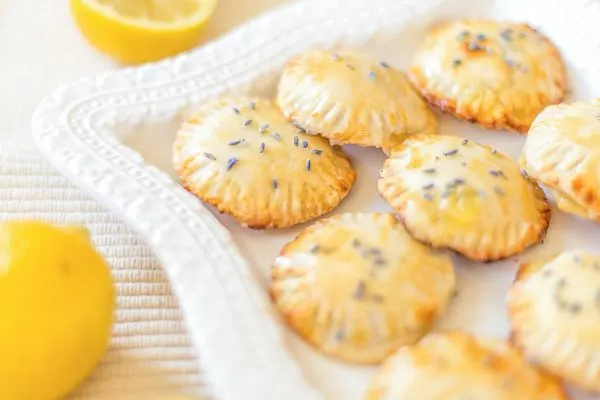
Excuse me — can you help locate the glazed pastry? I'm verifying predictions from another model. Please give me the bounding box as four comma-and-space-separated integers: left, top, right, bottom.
409, 20, 565, 133
277, 50, 437, 154
270, 213, 455, 364
378, 135, 550, 261
173, 98, 356, 229
507, 250, 600, 393
364, 332, 567, 399
521, 99, 600, 222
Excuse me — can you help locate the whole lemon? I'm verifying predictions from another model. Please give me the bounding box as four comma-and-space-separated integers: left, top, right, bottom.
0, 221, 115, 399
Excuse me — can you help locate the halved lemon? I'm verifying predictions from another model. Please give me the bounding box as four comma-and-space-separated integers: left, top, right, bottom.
71, 0, 218, 64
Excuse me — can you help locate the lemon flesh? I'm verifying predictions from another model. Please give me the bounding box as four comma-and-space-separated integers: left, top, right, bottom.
0, 221, 115, 399
71, 0, 218, 64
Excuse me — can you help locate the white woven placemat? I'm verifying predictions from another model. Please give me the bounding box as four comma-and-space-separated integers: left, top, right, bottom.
0, 150, 204, 399
0, 1, 291, 397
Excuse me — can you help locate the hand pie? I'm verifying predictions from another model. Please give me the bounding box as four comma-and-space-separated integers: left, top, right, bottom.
409, 20, 565, 133
277, 50, 437, 154
378, 135, 551, 261
270, 213, 455, 364
365, 332, 567, 399
173, 98, 356, 229
521, 99, 600, 222
507, 250, 600, 393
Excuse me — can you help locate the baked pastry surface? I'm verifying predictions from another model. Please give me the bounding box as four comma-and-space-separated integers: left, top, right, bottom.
521, 99, 600, 222
277, 49, 437, 153
378, 134, 551, 261
270, 213, 455, 364
173, 98, 356, 228
507, 250, 600, 393
409, 20, 565, 133
364, 331, 567, 399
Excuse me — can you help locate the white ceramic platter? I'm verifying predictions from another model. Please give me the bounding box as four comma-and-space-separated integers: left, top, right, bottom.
32, 0, 600, 399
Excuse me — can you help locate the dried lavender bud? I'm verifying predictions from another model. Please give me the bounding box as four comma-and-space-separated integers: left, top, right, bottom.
353, 281, 366, 299
500, 29, 513, 41
226, 157, 238, 171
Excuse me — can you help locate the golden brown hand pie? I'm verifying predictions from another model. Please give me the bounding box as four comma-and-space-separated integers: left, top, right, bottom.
521, 99, 600, 222
378, 135, 550, 261
277, 50, 437, 154
365, 332, 567, 399
507, 250, 600, 393
409, 20, 566, 133
270, 213, 455, 364
173, 98, 356, 229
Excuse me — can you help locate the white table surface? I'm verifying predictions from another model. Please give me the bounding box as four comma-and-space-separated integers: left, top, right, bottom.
0, 0, 291, 398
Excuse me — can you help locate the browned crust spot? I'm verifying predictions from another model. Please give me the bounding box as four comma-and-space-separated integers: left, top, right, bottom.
570, 176, 600, 215
530, 170, 600, 222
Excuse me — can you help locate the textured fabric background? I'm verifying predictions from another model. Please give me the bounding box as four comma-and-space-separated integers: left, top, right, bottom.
0, 0, 290, 398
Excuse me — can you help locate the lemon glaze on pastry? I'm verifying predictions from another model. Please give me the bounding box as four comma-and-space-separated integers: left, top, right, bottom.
521, 99, 600, 222
277, 50, 437, 154
409, 20, 565, 133
378, 135, 550, 261
270, 213, 455, 364
364, 332, 567, 400
507, 250, 600, 393
173, 98, 356, 229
